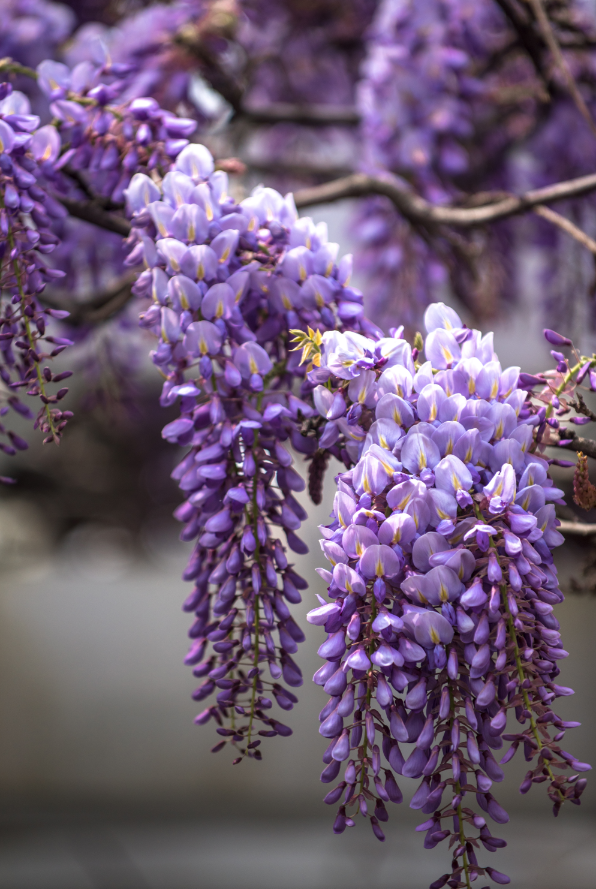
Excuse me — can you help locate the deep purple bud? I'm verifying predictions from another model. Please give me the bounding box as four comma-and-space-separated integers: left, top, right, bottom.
485, 868, 511, 885
323, 783, 346, 805
543, 329, 572, 348
447, 648, 458, 679
402, 747, 428, 779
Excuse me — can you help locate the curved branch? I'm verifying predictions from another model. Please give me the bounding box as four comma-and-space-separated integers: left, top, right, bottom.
293, 170, 596, 227
528, 0, 596, 138
54, 168, 596, 245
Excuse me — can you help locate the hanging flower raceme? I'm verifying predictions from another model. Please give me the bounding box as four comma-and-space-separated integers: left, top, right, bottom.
32, 58, 199, 205
0, 83, 73, 458
309, 303, 589, 888
356, 0, 596, 333
0, 52, 207, 427
124, 142, 380, 761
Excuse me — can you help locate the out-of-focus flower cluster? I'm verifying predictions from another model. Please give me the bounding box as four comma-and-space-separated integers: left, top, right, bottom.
356, 0, 596, 332
0, 0, 75, 71
124, 141, 379, 759
64, 2, 201, 113
34, 58, 198, 205
0, 83, 73, 458
0, 47, 203, 442
514, 325, 596, 510
307, 303, 589, 886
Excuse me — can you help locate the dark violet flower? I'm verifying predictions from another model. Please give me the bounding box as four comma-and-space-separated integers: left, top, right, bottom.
543, 329, 572, 348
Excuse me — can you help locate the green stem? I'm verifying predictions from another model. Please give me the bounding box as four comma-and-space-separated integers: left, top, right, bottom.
499, 583, 563, 798
245, 435, 261, 750
359, 598, 377, 796
471, 503, 564, 800
3, 213, 58, 440
545, 358, 594, 419
457, 800, 472, 889
0, 58, 37, 79
447, 686, 471, 889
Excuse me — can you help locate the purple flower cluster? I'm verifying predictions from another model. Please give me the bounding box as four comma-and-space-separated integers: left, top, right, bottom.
309, 303, 589, 887
518, 326, 596, 449
64, 2, 204, 118
355, 0, 596, 332
0, 0, 75, 72
124, 142, 377, 759
0, 83, 73, 455
1, 50, 203, 423
34, 59, 198, 206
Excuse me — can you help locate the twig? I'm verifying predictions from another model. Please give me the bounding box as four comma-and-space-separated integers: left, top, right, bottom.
243, 103, 359, 126
492, 0, 552, 87
57, 196, 131, 237
174, 24, 244, 113
527, 0, 596, 137
534, 205, 596, 254
49, 168, 596, 239
557, 519, 596, 536
62, 166, 102, 204
555, 434, 596, 460
42, 271, 138, 325
572, 392, 596, 422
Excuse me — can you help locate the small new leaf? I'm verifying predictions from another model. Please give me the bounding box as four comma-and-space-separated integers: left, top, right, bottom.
289, 327, 323, 368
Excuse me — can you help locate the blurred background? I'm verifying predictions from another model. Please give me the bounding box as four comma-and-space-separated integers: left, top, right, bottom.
3, 0, 596, 885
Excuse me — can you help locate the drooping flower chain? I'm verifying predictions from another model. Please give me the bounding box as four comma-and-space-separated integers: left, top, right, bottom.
0, 82, 73, 457
308, 304, 590, 888
0, 51, 204, 455
124, 144, 379, 760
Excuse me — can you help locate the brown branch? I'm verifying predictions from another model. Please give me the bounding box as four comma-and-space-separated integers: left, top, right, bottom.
492, 0, 552, 87
174, 23, 244, 113
42, 271, 138, 325
293, 170, 596, 227
573, 393, 596, 422
51, 166, 596, 243
243, 103, 360, 126
557, 519, 596, 536
527, 0, 596, 137
57, 196, 131, 237
534, 205, 596, 253
555, 434, 596, 460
